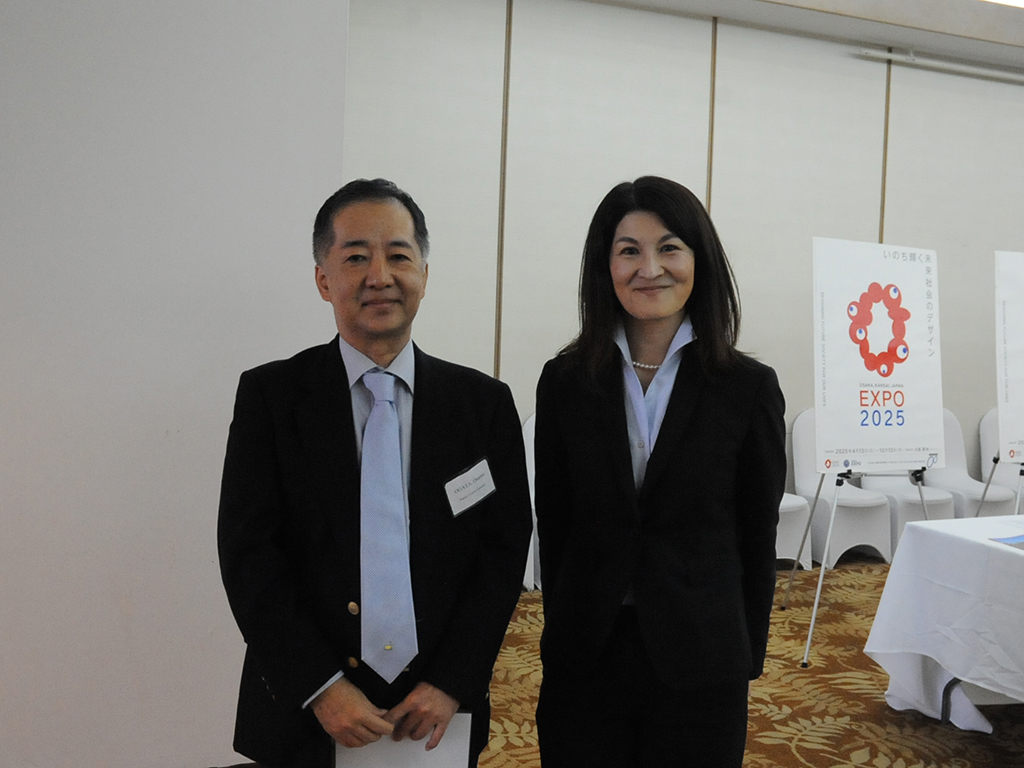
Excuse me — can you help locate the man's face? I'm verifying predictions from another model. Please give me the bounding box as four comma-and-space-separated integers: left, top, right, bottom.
315, 199, 428, 357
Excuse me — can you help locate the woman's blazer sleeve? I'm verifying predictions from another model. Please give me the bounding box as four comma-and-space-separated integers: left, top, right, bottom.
533, 358, 574, 603
736, 364, 787, 678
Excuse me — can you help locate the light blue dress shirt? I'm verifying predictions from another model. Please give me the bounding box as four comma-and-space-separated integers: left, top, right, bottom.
337, 335, 416, 495
614, 317, 695, 489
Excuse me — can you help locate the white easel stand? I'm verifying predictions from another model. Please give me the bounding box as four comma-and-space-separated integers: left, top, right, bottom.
976, 456, 1003, 517
780, 473, 825, 612
799, 473, 847, 667
1015, 463, 1023, 516
909, 467, 931, 521
783, 468, 932, 667
986, 459, 1024, 517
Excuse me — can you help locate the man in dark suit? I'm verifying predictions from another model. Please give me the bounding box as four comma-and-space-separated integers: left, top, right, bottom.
218, 178, 531, 768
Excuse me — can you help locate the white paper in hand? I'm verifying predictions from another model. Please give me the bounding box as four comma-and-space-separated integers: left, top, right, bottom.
335, 712, 472, 768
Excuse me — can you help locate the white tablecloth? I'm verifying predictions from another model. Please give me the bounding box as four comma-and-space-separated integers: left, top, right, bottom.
864, 515, 1024, 732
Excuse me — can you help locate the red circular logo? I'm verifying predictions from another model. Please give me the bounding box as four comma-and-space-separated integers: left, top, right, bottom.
848, 283, 911, 378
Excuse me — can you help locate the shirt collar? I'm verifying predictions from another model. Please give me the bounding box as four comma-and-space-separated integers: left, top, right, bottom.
336, 336, 416, 394
614, 315, 695, 366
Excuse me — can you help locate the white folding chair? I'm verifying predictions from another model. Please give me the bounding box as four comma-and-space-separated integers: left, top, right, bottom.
776, 493, 813, 570
792, 409, 891, 568
924, 409, 1015, 518
859, 471, 954, 551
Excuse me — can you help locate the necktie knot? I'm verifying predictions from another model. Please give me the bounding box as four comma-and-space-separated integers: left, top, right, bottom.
363, 370, 396, 404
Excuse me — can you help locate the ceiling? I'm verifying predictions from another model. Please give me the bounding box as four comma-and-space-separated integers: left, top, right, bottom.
589, 0, 1024, 71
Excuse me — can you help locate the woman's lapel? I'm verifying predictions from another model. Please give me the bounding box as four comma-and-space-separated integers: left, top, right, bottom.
640, 345, 706, 495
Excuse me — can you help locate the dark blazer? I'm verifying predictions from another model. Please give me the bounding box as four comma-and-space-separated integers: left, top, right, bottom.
218, 338, 532, 768
534, 345, 786, 690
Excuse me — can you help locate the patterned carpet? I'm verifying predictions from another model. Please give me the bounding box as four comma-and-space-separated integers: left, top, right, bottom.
480, 557, 1024, 767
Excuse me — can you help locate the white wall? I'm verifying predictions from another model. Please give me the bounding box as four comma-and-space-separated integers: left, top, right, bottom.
884, 64, 1024, 473
343, 0, 508, 373
709, 23, 888, 481
0, 2, 348, 766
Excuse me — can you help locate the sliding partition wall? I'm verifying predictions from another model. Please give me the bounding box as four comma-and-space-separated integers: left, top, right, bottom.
500, 0, 712, 413
884, 66, 1024, 454
343, 0, 1024, 474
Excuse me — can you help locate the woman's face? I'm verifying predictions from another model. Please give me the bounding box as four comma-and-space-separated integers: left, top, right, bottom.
609, 210, 695, 325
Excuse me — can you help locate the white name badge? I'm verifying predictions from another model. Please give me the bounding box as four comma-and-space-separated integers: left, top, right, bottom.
444, 458, 496, 517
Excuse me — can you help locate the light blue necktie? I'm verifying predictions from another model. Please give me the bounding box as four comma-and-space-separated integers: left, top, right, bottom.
359, 371, 418, 683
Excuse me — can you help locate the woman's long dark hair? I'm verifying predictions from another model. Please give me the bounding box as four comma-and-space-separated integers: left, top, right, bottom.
562, 176, 741, 376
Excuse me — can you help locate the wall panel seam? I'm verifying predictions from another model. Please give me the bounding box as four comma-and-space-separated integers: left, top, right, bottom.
879, 49, 892, 243
494, 0, 514, 379
706, 16, 718, 212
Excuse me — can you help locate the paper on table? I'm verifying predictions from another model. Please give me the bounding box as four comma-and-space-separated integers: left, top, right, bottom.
992, 533, 1024, 551
335, 712, 471, 768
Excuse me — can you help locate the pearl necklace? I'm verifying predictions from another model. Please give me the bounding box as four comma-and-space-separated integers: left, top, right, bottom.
632, 360, 661, 370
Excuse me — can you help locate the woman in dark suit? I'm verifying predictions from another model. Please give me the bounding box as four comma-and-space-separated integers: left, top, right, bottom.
534, 176, 786, 767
